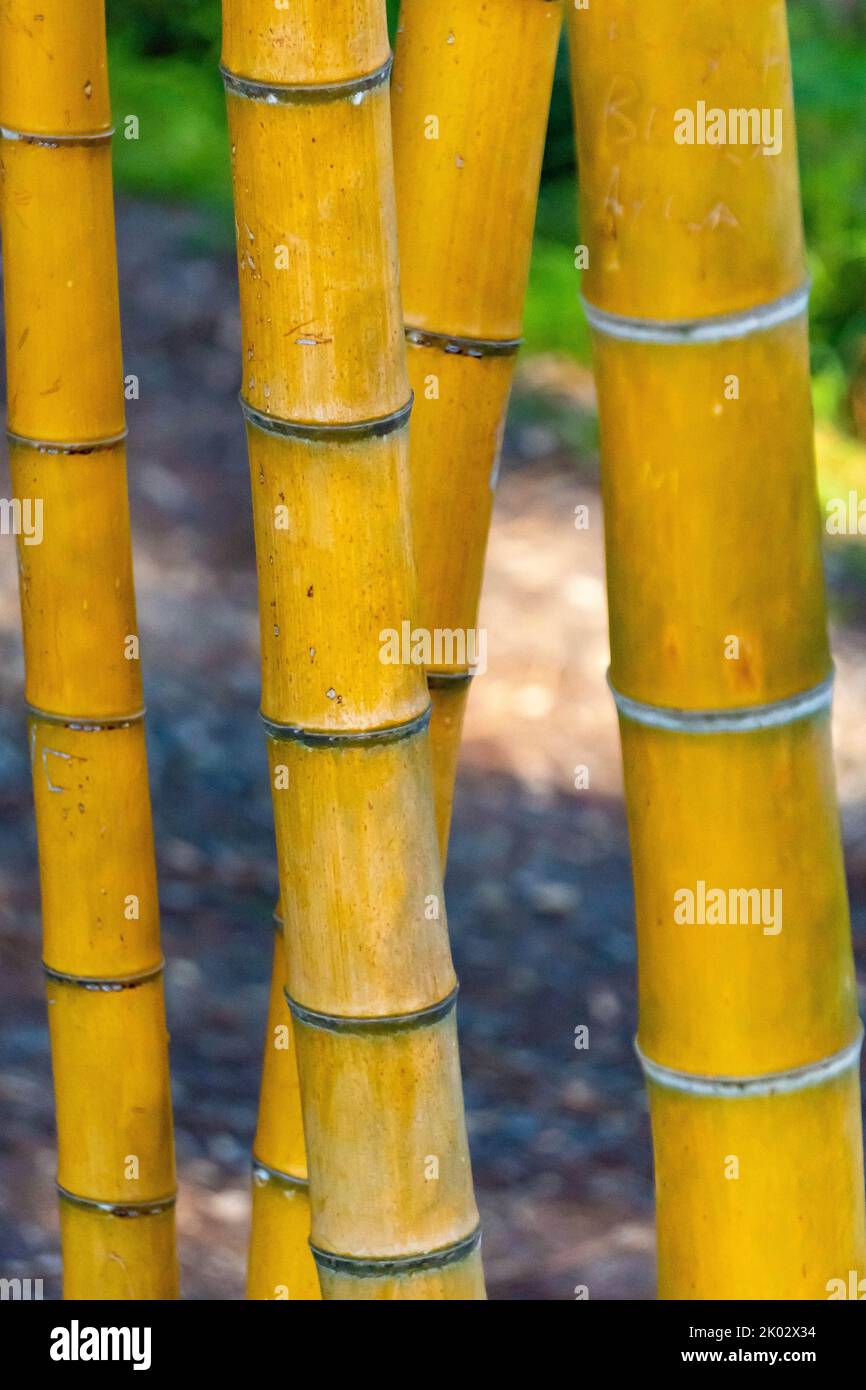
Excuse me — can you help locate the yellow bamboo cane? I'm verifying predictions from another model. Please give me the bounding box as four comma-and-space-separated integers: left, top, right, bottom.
246, 912, 319, 1300
221, 0, 484, 1300
246, 0, 561, 1298
392, 0, 563, 857
0, 0, 177, 1298
568, 0, 866, 1298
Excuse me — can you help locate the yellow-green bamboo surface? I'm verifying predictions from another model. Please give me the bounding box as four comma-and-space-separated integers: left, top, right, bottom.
222, 0, 484, 1300
0, 0, 177, 1297
569, 0, 866, 1297
393, 0, 562, 854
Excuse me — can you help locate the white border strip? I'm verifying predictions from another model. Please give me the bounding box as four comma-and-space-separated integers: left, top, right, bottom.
636, 1029, 864, 1099
583, 282, 810, 346
610, 673, 833, 735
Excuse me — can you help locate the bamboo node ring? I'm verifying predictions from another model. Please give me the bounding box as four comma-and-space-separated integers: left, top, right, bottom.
284, 984, 459, 1035
582, 281, 811, 346
261, 703, 432, 748
240, 394, 413, 444
43, 960, 166, 991
608, 672, 834, 734
405, 326, 523, 359
220, 56, 393, 106
56, 1185, 176, 1218
251, 1158, 308, 1192
26, 702, 146, 731
0, 125, 114, 146
309, 1224, 482, 1278
427, 670, 475, 689
7, 427, 128, 454
635, 1029, 864, 1098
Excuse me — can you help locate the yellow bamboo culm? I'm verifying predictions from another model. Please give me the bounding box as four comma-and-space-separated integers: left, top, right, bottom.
0, 1, 178, 1297
392, 0, 562, 857
246, 1, 559, 1290
568, 0, 866, 1298
246, 915, 320, 1300
222, 0, 484, 1300
244, 3, 561, 1289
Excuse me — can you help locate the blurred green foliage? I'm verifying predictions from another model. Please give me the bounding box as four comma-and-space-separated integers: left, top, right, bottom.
106, 0, 225, 205
788, 1, 866, 421
105, 0, 866, 422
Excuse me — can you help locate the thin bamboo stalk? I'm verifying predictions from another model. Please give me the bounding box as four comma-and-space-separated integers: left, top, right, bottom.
221, 0, 484, 1299
392, 0, 563, 857
568, 0, 866, 1297
0, 0, 177, 1297
246, 913, 319, 1300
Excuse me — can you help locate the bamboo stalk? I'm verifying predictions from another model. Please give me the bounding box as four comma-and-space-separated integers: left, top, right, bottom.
0, 0, 177, 1298
246, 913, 320, 1300
568, 0, 866, 1297
221, 0, 484, 1300
392, 0, 563, 857
248, 0, 560, 1295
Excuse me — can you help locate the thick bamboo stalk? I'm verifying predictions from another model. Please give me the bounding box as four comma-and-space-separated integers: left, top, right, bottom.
0, 0, 177, 1297
222, 0, 483, 1299
568, 0, 866, 1297
247, 2, 561, 1293
392, 0, 563, 856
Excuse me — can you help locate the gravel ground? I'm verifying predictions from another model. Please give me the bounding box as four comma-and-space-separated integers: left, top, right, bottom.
0, 199, 864, 1300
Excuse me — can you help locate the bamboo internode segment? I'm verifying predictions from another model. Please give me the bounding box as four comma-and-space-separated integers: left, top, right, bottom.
253, 930, 308, 1183
595, 321, 829, 713
393, 0, 562, 343
30, 719, 161, 979
571, 0, 804, 323
651, 1067, 866, 1299
0, 0, 112, 136
621, 713, 858, 1080
0, 0, 177, 1297
247, 424, 424, 734
570, 0, 866, 1297
222, 0, 482, 1297
227, 83, 405, 427
296, 1008, 479, 1262
59, 1201, 177, 1302
13, 445, 142, 721
427, 678, 472, 861
268, 734, 453, 1019
248, 1168, 320, 1301
49, 977, 175, 1203
0, 143, 124, 445
221, 0, 389, 88
408, 348, 513, 669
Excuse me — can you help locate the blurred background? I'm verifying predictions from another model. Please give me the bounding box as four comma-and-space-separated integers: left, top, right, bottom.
1, 0, 866, 1299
